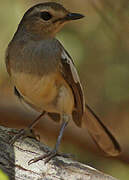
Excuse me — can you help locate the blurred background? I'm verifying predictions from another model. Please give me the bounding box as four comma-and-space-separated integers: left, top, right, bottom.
0, 0, 129, 179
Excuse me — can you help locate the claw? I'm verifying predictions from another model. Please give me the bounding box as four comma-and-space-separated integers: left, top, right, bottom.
28, 150, 73, 165
9, 128, 38, 145
9, 129, 25, 145
28, 151, 56, 165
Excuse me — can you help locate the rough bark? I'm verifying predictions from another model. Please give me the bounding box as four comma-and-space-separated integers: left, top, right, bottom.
0, 126, 118, 180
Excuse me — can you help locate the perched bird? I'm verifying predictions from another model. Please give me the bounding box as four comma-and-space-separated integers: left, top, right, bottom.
6, 2, 121, 164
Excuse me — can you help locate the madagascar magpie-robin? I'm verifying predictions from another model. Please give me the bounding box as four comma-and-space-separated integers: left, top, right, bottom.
6, 2, 121, 164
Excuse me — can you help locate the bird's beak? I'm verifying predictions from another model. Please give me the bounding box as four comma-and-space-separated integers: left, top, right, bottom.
65, 13, 85, 21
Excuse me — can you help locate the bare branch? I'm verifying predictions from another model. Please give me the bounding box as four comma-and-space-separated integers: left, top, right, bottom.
0, 126, 118, 180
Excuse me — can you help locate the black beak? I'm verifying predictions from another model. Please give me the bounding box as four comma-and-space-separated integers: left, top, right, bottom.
65, 13, 85, 21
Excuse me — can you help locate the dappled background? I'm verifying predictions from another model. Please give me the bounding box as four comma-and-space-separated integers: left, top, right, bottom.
0, 0, 129, 179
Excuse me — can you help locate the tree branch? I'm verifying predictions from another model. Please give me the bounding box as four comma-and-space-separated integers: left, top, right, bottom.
0, 126, 117, 180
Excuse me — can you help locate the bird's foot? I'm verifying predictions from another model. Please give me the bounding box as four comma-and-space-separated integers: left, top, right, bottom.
28, 149, 73, 165
9, 128, 39, 145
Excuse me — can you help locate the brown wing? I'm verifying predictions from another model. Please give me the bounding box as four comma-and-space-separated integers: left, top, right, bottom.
60, 48, 85, 127
60, 47, 121, 155
5, 46, 11, 76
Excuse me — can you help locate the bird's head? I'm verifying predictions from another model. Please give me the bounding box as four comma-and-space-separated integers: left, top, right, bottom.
19, 2, 84, 38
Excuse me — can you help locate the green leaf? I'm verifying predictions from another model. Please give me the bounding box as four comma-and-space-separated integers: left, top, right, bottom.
0, 170, 9, 180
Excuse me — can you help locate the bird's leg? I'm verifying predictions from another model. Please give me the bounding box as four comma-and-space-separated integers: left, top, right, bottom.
28, 114, 71, 165
9, 111, 46, 145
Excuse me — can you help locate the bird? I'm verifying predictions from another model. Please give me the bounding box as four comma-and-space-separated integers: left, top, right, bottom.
5, 2, 121, 164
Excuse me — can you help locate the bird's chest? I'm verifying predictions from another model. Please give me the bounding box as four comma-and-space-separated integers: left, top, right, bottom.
9, 39, 74, 113
11, 71, 59, 109
11, 70, 74, 114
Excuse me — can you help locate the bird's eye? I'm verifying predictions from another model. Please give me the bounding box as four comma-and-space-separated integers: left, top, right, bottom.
40, 11, 52, 21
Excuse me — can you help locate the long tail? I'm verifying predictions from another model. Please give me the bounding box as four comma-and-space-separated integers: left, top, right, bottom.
83, 104, 121, 156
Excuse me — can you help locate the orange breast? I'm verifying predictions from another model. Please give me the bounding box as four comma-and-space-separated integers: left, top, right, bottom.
11, 70, 74, 114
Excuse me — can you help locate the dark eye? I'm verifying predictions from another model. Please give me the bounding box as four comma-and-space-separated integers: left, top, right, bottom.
40, 11, 52, 21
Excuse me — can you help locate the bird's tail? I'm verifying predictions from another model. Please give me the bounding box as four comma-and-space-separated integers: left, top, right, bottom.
83, 104, 121, 156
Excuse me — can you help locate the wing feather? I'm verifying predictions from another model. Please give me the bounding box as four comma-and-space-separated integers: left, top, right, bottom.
60, 48, 85, 127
